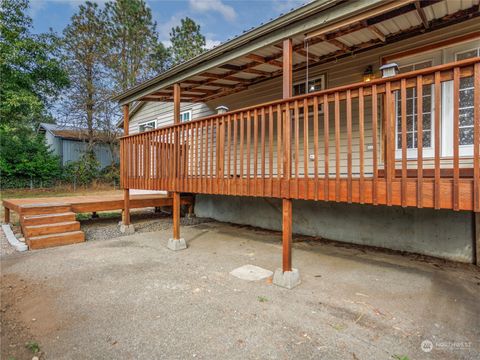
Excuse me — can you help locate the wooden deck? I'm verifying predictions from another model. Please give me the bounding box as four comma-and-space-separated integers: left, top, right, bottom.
2, 194, 193, 250
3, 193, 193, 216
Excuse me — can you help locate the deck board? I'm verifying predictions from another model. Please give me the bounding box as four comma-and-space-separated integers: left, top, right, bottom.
3, 194, 193, 215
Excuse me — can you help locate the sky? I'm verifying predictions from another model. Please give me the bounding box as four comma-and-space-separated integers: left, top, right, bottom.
28, 0, 307, 48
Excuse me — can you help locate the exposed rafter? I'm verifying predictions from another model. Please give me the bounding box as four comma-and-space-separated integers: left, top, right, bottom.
415, 1, 430, 28
140, 1, 478, 104
368, 25, 386, 42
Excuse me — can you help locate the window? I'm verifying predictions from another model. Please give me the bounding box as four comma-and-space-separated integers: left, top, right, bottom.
139, 120, 156, 132
180, 110, 192, 122
455, 48, 479, 146
395, 60, 434, 157
293, 75, 325, 96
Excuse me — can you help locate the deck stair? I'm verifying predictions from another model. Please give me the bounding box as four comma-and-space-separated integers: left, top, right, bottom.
19, 203, 85, 249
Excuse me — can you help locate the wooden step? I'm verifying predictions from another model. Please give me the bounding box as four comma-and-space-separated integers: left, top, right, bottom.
19, 203, 72, 216
21, 212, 76, 226
24, 221, 80, 238
27, 231, 85, 250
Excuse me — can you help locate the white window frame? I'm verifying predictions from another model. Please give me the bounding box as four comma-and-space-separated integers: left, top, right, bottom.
138, 119, 156, 133
392, 55, 440, 160
442, 40, 480, 157
180, 109, 192, 122
293, 74, 326, 96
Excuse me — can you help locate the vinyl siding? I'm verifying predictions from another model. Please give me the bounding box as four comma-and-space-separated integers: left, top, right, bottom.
129, 101, 215, 134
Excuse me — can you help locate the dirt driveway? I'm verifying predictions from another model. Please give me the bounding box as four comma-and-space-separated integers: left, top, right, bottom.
1, 221, 479, 360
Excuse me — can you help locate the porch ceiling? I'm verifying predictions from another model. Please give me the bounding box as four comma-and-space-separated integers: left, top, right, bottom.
127, 0, 480, 104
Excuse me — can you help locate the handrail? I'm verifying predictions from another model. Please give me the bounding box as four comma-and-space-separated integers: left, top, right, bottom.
120, 56, 480, 139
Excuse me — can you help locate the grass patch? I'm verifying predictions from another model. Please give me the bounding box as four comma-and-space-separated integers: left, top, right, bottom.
25, 340, 40, 354
392, 355, 410, 360
257, 296, 268, 303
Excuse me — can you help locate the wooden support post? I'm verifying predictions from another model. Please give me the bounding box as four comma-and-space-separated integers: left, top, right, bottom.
173, 192, 181, 240
173, 84, 181, 191
475, 212, 480, 266
279, 39, 295, 278
122, 103, 131, 226
282, 198, 292, 272
4, 206, 10, 224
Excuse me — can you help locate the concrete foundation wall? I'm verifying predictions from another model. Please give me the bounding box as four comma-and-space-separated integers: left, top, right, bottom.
194, 195, 474, 263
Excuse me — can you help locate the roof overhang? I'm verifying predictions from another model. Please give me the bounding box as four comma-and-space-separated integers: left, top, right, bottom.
113, 0, 389, 105
113, 0, 480, 106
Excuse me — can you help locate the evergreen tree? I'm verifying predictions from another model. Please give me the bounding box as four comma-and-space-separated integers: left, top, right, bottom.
105, 0, 170, 91
61, 1, 109, 153
0, 0, 69, 128
169, 17, 206, 65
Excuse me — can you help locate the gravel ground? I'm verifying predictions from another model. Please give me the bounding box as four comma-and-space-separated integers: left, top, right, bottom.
1, 222, 479, 360
81, 208, 212, 241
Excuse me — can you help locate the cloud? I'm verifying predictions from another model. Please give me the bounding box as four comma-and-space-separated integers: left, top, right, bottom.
205, 38, 222, 49
189, 0, 236, 22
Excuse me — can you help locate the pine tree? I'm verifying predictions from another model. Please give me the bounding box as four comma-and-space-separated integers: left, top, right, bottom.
169, 17, 206, 65
61, 1, 109, 153
105, 0, 169, 91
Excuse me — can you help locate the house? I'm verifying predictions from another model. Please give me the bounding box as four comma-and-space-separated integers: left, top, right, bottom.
114, 0, 480, 288
38, 123, 118, 169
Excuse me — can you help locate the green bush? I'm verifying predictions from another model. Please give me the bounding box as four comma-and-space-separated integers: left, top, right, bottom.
0, 125, 62, 188
63, 151, 101, 186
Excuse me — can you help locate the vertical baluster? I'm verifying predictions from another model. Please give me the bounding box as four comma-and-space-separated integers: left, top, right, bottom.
359, 88, 365, 204
303, 98, 309, 200
474, 62, 480, 212
269, 106, 274, 197
198, 122, 203, 193
277, 104, 282, 188
294, 100, 299, 196
210, 119, 214, 193
372, 85, 378, 205
313, 96, 319, 201
253, 109, 258, 194
240, 112, 244, 195
283, 102, 291, 198
233, 113, 238, 195
434, 72, 441, 209
385, 82, 393, 206
189, 123, 193, 191
227, 115, 231, 194
303, 98, 309, 179
204, 121, 208, 192
453, 67, 460, 211
324, 94, 329, 201
246, 111, 251, 195
346, 89, 352, 203
417, 76, 423, 208
261, 107, 266, 196
334, 92, 340, 202
401, 79, 407, 207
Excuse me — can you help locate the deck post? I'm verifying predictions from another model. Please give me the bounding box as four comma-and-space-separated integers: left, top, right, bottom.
167, 84, 187, 250
273, 38, 300, 289
4, 206, 10, 224
120, 103, 134, 233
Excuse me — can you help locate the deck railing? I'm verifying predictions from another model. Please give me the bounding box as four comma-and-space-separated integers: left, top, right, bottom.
120, 57, 480, 212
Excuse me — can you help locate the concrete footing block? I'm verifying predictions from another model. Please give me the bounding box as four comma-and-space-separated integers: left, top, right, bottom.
167, 238, 187, 251
119, 224, 135, 234
273, 268, 301, 289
